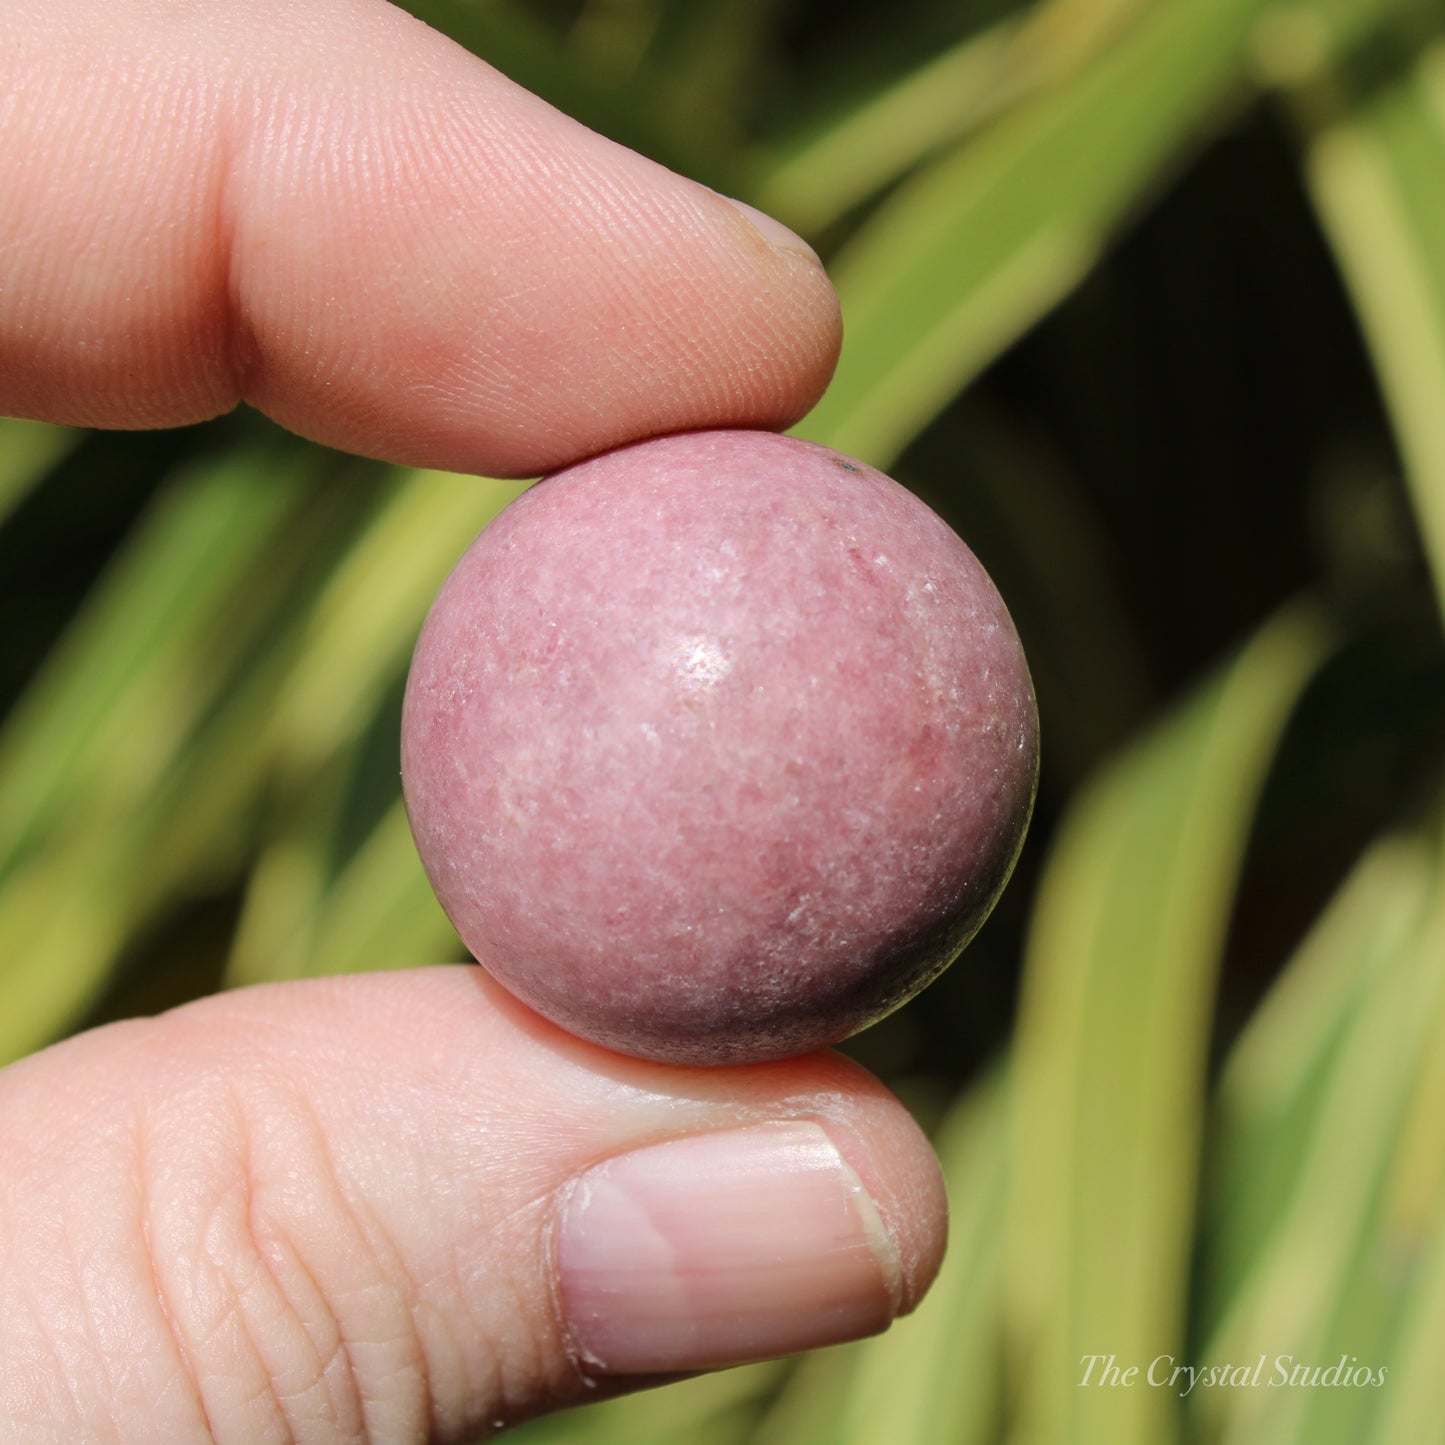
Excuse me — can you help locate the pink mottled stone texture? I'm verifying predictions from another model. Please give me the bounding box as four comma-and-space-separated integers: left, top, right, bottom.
401, 430, 1038, 1065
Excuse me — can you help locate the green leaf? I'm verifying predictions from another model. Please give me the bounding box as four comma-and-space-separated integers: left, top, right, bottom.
1005, 603, 1331, 1445
225, 468, 523, 985
0, 446, 312, 878
0, 446, 380, 1056
748, 0, 1162, 238
1201, 833, 1435, 1338
1193, 816, 1445, 1445
0, 597, 308, 1064
224, 754, 357, 988
1302, 43, 1445, 620
396, 0, 734, 185
1371, 947, 1445, 1442
795, 0, 1275, 467
0, 418, 77, 528
266, 796, 461, 982
265, 467, 525, 780
0, 830, 134, 1065
749, 18, 1025, 236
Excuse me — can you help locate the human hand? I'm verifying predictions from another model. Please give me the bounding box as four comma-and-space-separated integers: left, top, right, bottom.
0, 2, 946, 1441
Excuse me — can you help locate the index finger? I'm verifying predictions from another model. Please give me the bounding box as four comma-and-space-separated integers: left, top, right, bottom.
0, 0, 841, 476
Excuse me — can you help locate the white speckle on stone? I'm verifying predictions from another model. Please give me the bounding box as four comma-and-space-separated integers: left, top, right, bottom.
673, 634, 732, 692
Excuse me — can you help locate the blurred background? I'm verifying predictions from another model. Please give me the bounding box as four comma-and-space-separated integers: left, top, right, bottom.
3, 0, 1445, 1440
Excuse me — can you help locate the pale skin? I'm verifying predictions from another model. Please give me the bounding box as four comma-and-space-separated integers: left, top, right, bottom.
0, 2, 949, 1441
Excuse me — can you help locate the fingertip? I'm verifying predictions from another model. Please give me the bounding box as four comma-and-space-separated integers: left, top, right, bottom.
550, 1053, 946, 1377
233, 100, 845, 476
479, 969, 947, 1318
751, 1046, 950, 1319
717, 195, 824, 265
1, 0, 843, 471
557, 1119, 901, 1374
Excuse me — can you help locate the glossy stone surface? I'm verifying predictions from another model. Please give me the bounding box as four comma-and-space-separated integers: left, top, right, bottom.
401, 430, 1038, 1065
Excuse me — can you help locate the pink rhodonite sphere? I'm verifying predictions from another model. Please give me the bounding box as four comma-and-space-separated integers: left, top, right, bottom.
401, 430, 1038, 1065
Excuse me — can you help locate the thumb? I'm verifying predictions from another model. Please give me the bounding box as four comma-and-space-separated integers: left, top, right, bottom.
0, 968, 946, 1441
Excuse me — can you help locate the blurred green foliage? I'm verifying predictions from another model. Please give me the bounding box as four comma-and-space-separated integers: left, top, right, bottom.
4, 0, 1445, 1441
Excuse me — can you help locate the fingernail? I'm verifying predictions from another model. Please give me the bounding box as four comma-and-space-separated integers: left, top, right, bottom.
722, 197, 822, 264
557, 1120, 902, 1374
